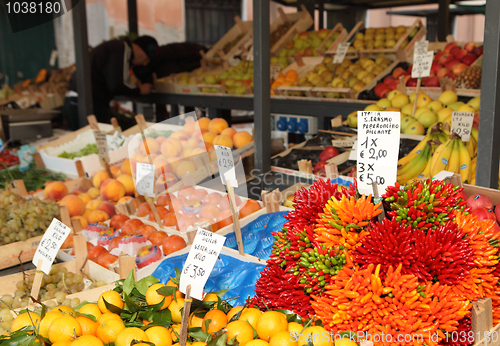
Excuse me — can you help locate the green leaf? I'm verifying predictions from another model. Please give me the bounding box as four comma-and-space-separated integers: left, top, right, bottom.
206, 332, 228, 346
135, 276, 160, 296
75, 312, 97, 322
187, 327, 210, 342
74, 301, 93, 310
138, 310, 154, 321
150, 309, 173, 327
103, 298, 124, 314
123, 292, 141, 313
204, 318, 212, 333
249, 322, 258, 339
0, 327, 36, 346
156, 286, 177, 297
123, 271, 136, 296
210, 289, 229, 297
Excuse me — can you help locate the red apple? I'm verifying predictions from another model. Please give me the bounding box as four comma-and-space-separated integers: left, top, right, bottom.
461, 54, 476, 66
406, 78, 418, 87
386, 79, 399, 90
392, 67, 406, 79
471, 207, 496, 222
298, 31, 309, 38
407, 64, 413, 74
451, 63, 467, 76
374, 83, 388, 97
458, 189, 468, 202
313, 161, 327, 176
423, 76, 440, 87
439, 54, 453, 65
434, 51, 446, 64
285, 40, 294, 49
444, 42, 458, 53
431, 63, 443, 74
437, 68, 452, 79
319, 146, 339, 161
450, 46, 462, 57
444, 59, 460, 70
464, 42, 477, 53
473, 46, 483, 57
303, 47, 314, 57
495, 205, 500, 224
493, 222, 500, 234
384, 75, 395, 86
467, 194, 494, 210
454, 48, 468, 61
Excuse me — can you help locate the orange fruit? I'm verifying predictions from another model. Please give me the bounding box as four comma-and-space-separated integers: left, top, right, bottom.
98, 291, 124, 313
53, 342, 72, 346
146, 283, 173, 310
115, 327, 149, 346
48, 315, 82, 343
227, 306, 244, 321
270, 331, 298, 346
168, 298, 185, 323
54, 306, 75, 314
78, 303, 102, 320
77, 316, 98, 336
297, 326, 333, 346
189, 312, 205, 328
255, 311, 288, 341
96, 319, 125, 344
191, 343, 207, 346
166, 280, 184, 299
239, 308, 263, 329
226, 320, 254, 346
202, 293, 219, 303
285, 70, 299, 83
71, 335, 104, 346
201, 309, 228, 334
145, 326, 172, 346
169, 324, 181, 342
38, 311, 63, 339
239, 200, 262, 219
97, 312, 122, 324
11, 311, 40, 333
247, 341, 270, 346
198, 117, 211, 131
288, 322, 303, 337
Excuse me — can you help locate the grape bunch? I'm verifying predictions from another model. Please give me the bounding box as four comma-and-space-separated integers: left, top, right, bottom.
0, 189, 60, 244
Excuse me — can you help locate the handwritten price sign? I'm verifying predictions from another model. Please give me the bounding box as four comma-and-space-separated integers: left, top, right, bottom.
214, 145, 237, 187
93, 130, 110, 163
135, 163, 155, 197
414, 40, 429, 56
451, 112, 475, 142
357, 111, 400, 195
179, 228, 226, 300
412, 51, 434, 78
33, 219, 72, 274
333, 42, 351, 64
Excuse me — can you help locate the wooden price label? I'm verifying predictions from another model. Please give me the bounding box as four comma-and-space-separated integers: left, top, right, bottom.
93, 130, 110, 163
332, 138, 356, 148
451, 112, 475, 142
333, 42, 351, 64
32, 219, 72, 274
412, 51, 434, 78
214, 145, 237, 187
135, 163, 155, 197
179, 229, 226, 300
357, 111, 401, 195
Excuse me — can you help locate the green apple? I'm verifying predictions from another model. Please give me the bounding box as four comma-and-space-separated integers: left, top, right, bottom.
448, 101, 465, 111
347, 111, 358, 128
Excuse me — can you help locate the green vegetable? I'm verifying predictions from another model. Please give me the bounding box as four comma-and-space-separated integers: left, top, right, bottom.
59, 143, 98, 159
144, 131, 173, 139
0, 164, 67, 192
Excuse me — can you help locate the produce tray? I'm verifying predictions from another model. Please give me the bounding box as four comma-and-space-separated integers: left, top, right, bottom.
316, 23, 349, 56
340, 19, 426, 61
270, 5, 314, 55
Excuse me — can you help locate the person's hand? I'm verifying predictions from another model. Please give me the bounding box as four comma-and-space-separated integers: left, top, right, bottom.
139, 83, 153, 95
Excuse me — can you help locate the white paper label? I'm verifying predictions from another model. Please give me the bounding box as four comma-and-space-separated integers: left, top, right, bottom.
93, 130, 110, 163
214, 145, 237, 187
357, 111, 401, 195
32, 219, 72, 275
333, 42, 351, 64
451, 111, 475, 142
348, 140, 357, 161
247, 46, 254, 61
433, 170, 455, 181
414, 41, 429, 56
412, 51, 434, 78
107, 132, 126, 151
179, 228, 226, 300
135, 163, 155, 197
332, 139, 356, 148
271, 64, 282, 80
49, 50, 58, 67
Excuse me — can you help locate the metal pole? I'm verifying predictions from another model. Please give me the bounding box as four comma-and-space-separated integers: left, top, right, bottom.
253, 0, 271, 175
476, 0, 500, 189
437, 0, 450, 41
127, 0, 138, 36
72, 0, 93, 128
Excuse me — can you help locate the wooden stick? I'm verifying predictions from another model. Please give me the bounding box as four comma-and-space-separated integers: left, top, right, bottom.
74, 235, 90, 275
271, 189, 280, 213
179, 285, 192, 346
75, 161, 92, 188
261, 191, 273, 214
186, 229, 197, 245
411, 74, 422, 118
29, 260, 44, 308
114, 203, 129, 216
111, 118, 122, 133
331, 115, 343, 128
126, 199, 137, 215
87, 115, 113, 178
325, 163, 339, 180
32, 152, 45, 169
227, 180, 244, 255
118, 254, 136, 280
59, 206, 73, 231
371, 182, 386, 222
234, 16, 247, 33
71, 218, 83, 233
13, 180, 28, 198
277, 7, 288, 23
147, 198, 163, 229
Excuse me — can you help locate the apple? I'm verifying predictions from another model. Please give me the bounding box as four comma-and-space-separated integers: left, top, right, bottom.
473, 46, 483, 57
493, 222, 500, 234
298, 31, 309, 39
450, 46, 462, 57
318, 28, 330, 39
495, 205, 500, 224
454, 48, 468, 61
458, 189, 468, 202
467, 194, 494, 210
461, 54, 476, 66
444, 59, 460, 70
471, 207, 496, 222
319, 146, 340, 161
392, 67, 406, 79
423, 76, 440, 87
434, 51, 446, 64
406, 78, 418, 87
464, 42, 477, 53
374, 83, 388, 97
313, 161, 327, 176
386, 79, 399, 90
439, 54, 453, 65
451, 63, 467, 76
437, 68, 452, 79
384, 75, 396, 86
431, 63, 443, 74
444, 42, 458, 53
407, 64, 413, 74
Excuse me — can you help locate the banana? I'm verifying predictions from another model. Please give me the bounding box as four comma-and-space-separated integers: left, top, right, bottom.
418, 153, 433, 179
457, 139, 471, 183
397, 144, 430, 184
445, 139, 460, 174
430, 138, 455, 177
465, 136, 476, 158
429, 138, 450, 175
469, 156, 477, 184
397, 133, 431, 167
471, 127, 479, 144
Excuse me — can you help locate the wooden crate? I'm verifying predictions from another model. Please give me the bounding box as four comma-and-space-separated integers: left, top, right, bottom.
270, 5, 314, 55
317, 23, 349, 56
340, 19, 427, 61
427, 35, 483, 55
202, 17, 253, 66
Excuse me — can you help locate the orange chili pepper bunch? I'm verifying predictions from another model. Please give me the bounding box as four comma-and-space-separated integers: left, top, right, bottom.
314, 194, 383, 252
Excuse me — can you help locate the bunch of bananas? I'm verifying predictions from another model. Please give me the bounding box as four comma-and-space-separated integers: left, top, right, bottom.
397, 123, 478, 184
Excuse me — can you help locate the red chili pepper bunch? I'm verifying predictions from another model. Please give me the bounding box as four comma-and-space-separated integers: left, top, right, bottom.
247, 262, 314, 318
284, 179, 357, 232
439, 317, 474, 346
383, 180, 469, 231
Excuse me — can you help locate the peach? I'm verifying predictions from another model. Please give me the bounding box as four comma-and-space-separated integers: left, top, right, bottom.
181, 147, 193, 159
183, 118, 198, 135
97, 201, 116, 218
186, 137, 200, 149
175, 161, 197, 179
44, 181, 68, 201
208, 118, 229, 135
165, 157, 182, 175
100, 179, 126, 202
198, 117, 211, 131
199, 205, 221, 219
194, 129, 208, 140
153, 155, 171, 177
116, 174, 135, 196
120, 159, 132, 176
59, 195, 85, 217
160, 138, 183, 158
118, 196, 138, 207
71, 216, 88, 229
155, 136, 168, 145
82, 208, 92, 219
110, 165, 121, 178
92, 170, 111, 188
178, 187, 196, 199
155, 173, 178, 192
212, 135, 233, 148
221, 127, 237, 139
233, 131, 253, 149
170, 130, 190, 141
87, 187, 100, 199
87, 210, 110, 223
86, 199, 101, 211
202, 132, 217, 144
139, 137, 159, 155
78, 193, 92, 205
204, 192, 223, 205
132, 153, 146, 163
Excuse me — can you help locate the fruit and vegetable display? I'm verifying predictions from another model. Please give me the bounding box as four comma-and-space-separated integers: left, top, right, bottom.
0, 150, 19, 168
214, 33, 245, 58
0, 165, 67, 193
270, 21, 295, 48
274, 28, 340, 60
59, 144, 98, 159
200, 61, 254, 95
348, 24, 417, 51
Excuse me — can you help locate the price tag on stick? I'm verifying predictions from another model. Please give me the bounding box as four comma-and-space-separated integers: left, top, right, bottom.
271, 64, 281, 80
333, 42, 351, 64
93, 130, 110, 164
451, 112, 475, 142
357, 111, 401, 196
33, 218, 72, 275
412, 51, 434, 78
135, 163, 155, 197
179, 228, 226, 300
414, 40, 429, 56
214, 145, 238, 187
